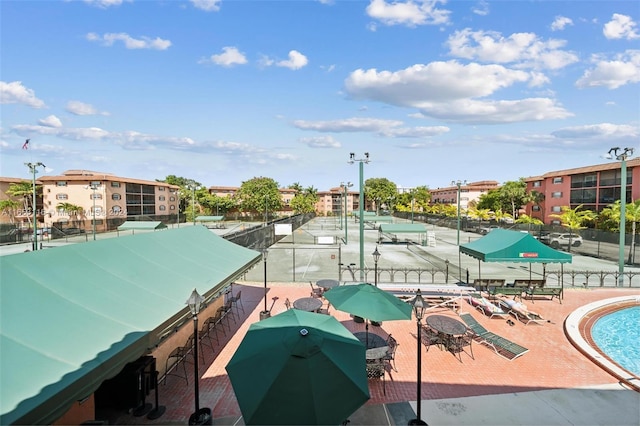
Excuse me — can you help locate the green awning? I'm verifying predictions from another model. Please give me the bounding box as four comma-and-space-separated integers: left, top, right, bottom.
195, 216, 224, 222
364, 216, 394, 223
0, 226, 261, 425
117, 221, 167, 230
379, 224, 426, 233
460, 229, 572, 263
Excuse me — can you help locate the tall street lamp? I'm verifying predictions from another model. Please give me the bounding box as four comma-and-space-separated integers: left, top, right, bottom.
452, 180, 466, 283
349, 153, 370, 281
186, 289, 211, 425
409, 289, 427, 425
342, 182, 353, 244
260, 249, 270, 320
25, 162, 46, 251
372, 246, 381, 287
606, 147, 634, 287
87, 183, 100, 240
188, 184, 197, 225
176, 189, 181, 228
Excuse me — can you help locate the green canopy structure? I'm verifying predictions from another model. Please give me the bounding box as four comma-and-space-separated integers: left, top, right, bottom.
378, 223, 427, 243
195, 216, 224, 222
0, 226, 261, 425
226, 309, 369, 425
460, 229, 571, 288
117, 221, 167, 231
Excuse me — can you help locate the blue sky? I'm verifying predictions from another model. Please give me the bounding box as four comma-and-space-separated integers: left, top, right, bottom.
1, 0, 639, 191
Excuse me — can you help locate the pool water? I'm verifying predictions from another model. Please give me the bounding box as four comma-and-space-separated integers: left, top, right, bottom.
591, 306, 640, 376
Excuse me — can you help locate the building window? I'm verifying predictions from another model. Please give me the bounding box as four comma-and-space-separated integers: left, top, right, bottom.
532, 205, 541, 211
170, 205, 176, 210
551, 206, 562, 212
532, 181, 541, 188
112, 206, 122, 214
56, 181, 67, 187
551, 220, 561, 225
159, 196, 166, 201
112, 193, 121, 200
56, 194, 68, 200
159, 205, 166, 211
552, 177, 563, 184
552, 192, 562, 198
90, 181, 101, 187
111, 182, 121, 188
169, 196, 175, 202
90, 193, 102, 200
158, 187, 165, 191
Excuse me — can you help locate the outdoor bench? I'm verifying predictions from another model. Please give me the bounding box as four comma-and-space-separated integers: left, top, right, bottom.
524, 281, 562, 304
473, 279, 505, 294
488, 279, 534, 300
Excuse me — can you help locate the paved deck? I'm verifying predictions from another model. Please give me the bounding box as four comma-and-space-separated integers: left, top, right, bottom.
108, 284, 640, 425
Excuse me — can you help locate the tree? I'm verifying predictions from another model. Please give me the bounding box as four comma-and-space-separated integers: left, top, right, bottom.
235, 177, 282, 219
56, 202, 84, 226
515, 213, 544, 233
499, 179, 528, 219
6, 181, 34, 213
601, 199, 640, 263
364, 178, 397, 213
290, 185, 319, 214
528, 190, 545, 222
550, 205, 596, 252
0, 199, 21, 224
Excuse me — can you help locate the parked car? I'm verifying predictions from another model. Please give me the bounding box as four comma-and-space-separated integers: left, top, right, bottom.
64, 227, 86, 235
479, 225, 499, 235
546, 233, 582, 248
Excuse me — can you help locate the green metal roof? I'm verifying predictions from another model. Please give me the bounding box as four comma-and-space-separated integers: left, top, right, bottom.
117, 220, 168, 230
379, 223, 427, 233
195, 216, 224, 222
364, 216, 394, 223
0, 226, 261, 425
460, 229, 572, 263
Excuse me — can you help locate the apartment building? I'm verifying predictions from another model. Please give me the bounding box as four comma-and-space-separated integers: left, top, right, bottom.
315, 187, 360, 216
524, 158, 640, 225
430, 181, 500, 210
38, 170, 179, 233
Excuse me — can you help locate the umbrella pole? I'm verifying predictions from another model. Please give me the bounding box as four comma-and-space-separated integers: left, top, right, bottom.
365, 320, 369, 348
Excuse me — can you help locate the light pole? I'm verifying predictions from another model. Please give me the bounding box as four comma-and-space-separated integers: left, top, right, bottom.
188, 184, 197, 225
260, 249, 270, 320
349, 153, 370, 281
607, 147, 634, 287
264, 194, 268, 226
342, 182, 353, 244
25, 162, 45, 251
186, 289, 210, 425
176, 189, 181, 228
409, 289, 427, 425
89, 183, 100, 240
411, 194, 415, 224
372, 246, 381, 287
452, 180, 466, 283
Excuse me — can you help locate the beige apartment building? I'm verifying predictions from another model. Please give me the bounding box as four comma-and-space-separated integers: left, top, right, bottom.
430, 181, 500, 210
524, 158, 640, 225
314, 186, 360, 216
36, 170, 179, 234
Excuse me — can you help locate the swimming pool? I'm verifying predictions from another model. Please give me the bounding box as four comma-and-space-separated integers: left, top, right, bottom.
591, 306, 640, 376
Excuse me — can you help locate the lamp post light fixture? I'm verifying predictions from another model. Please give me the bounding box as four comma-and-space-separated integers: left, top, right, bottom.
342, 182, 353, 244
25, 162, 46, 251
452, 180, 467, 283
88, 183, 101, 241
186, 289, 211, 425
409, 289, 427, 425
372, 246, 381, 287
348, 153, 370, 281
260, 249, 271, 320
606, 147, 635, 287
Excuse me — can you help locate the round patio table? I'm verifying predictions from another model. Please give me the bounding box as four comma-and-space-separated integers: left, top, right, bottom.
317, 279, 340, 291
353, 331, 387, 349
293, 297, 323, 312
426, 315, 467, 336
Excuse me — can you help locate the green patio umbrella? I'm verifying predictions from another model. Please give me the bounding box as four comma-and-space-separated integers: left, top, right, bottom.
323, 282, 413, 346
225, 309, 370, 425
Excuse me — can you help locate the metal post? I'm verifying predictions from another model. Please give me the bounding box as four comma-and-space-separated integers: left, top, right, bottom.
411, 197, 414, 224
409, 290, 427, 425
359, 160, 365, 280
191, 186, 196, 225
452, 180, 466, 283
619, 157, 627, 287
193, 313, 199, 412
177, 190, 180, 228
25, 162, 45, 251
90, 183, 99, 240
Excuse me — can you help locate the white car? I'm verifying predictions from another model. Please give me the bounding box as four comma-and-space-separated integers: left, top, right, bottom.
547, 233, 582, 248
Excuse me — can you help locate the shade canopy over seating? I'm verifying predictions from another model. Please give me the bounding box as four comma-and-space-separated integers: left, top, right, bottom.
379, 224, 427, 234
460, 229, 571, 264
117, 220, 167, 231
195, 215, 225, 222
0, 226, 261, 425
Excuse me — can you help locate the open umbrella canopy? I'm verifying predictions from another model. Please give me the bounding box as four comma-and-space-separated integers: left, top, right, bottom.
323, 283, 413, 323
225, 309, 370, 425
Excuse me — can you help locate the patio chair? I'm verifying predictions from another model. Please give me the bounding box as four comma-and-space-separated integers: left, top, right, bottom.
383, 334, 398, 371
365, 360, 386, 395
497, 299, 546, 326
467, 295, 509, 319
229, 290, 245, 315
309, 281, 324, 298
420, 325, 443, 351
164, 339, 190, 384
199, 317, 216, 354
449, 332, 474, 362
459, 312, 529, 361
318, 300, 331, 315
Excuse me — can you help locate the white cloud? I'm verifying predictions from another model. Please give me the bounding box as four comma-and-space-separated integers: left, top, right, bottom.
366, 0, 451, 27
472, 0, 489, 16
277, 50, 308, 70
551, 123, 638, 139
551, 16, 573, 31
603, 14, 640, 40
201, 47, 248, 67
66, 100, 107, 116
0, 81, 46, 108
380, 126, 449, 138
190, 0, 221, 12
292, 117, 449, 138
83, 0, 129, 8
446, 28, 579, 70
86, 32, 171, 50
576, 50, 640, 89
299, 136, 342, 148
38, 115, 63, 128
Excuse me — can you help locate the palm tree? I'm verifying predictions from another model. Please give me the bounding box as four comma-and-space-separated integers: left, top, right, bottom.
549, 205, 596, 252
56, 203, 84, 227
0, 199, 21, 224
602, 200, 640, 264
528, 190, 545, 222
